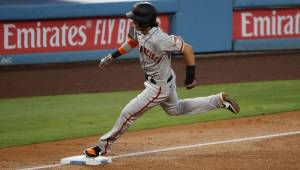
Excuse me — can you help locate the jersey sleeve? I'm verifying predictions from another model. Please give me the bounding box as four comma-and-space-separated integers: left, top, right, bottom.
160, 35, 184, 53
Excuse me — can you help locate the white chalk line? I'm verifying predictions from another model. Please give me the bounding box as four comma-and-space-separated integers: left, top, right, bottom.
19, 130, 300, 170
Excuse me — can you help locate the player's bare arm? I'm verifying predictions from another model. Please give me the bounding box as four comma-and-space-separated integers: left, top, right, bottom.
182, 43, 197, 89
182, 43, 195, 65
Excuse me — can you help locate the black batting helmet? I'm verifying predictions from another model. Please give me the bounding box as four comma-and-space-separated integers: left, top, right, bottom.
126, 2, 157, 28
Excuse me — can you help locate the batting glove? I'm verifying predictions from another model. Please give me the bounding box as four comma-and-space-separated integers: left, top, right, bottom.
99, 54, 113, 69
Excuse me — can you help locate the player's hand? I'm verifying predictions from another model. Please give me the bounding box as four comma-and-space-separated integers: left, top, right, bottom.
185, 80, 197, 89
99, 54, 113, 69
184, 65, 196, 90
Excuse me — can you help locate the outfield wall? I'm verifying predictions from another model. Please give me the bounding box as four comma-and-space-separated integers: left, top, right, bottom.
233, 1, 300, 51
234, 0, 300, 8
0, 0, 299, 65
0, 0, 178, 65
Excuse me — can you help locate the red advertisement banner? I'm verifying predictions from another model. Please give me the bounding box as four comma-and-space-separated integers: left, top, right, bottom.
233, 8, 300, 40
0, 15, 169, 55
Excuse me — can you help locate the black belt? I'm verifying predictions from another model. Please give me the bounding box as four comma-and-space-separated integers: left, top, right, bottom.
145, 74, 173, 85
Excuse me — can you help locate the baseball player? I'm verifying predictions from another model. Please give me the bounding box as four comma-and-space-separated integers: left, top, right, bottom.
84, 1, 240, 157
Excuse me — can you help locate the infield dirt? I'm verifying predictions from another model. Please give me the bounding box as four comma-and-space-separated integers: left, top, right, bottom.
0, 111, 299, 170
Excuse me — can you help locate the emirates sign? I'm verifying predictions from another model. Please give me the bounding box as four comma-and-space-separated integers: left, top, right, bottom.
233, 7, 300, 39
0, 15, 169, 55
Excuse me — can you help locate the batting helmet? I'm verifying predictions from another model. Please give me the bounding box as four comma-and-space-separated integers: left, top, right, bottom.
126, 2, 157, 28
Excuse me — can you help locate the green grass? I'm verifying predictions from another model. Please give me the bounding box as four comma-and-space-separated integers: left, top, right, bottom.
0, 80, 300, 148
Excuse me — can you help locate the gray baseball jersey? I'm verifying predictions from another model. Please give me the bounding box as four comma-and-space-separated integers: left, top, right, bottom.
97, 27, 224, 155
129, 27, 183, 81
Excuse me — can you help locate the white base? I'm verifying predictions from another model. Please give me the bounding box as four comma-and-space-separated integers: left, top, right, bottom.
60, 155, 112, 165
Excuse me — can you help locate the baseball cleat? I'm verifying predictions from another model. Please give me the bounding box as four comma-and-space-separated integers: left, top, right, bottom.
221, 93, 240, 114
84, 146, 103, 158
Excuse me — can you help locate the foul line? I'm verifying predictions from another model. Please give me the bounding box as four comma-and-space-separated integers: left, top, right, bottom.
19, 130, 300, 170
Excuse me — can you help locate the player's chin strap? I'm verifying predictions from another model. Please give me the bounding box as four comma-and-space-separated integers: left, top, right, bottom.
185, 65, 196, 89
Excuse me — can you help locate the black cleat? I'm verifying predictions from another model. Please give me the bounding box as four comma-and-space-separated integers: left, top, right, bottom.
84, 146, 103, 158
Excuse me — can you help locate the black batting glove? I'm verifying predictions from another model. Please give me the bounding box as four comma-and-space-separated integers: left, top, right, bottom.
185, 65, 197, 89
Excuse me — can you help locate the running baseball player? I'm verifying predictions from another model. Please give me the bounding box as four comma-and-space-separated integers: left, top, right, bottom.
84, 1, 240, 157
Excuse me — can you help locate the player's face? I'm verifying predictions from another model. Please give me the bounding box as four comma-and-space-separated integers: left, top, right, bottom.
133, 20, 142, 31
